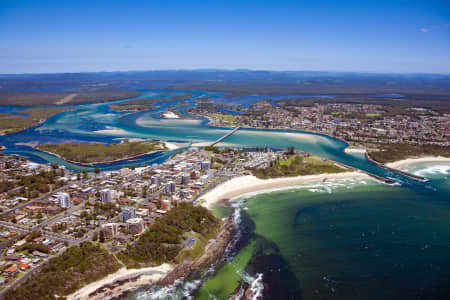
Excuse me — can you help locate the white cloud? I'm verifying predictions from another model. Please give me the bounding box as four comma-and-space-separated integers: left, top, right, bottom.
420, 28, 429, 33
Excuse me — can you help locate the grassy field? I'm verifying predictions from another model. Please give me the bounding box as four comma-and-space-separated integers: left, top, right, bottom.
213, 113, 239, 126
37, 140, 167, 164
252, 154, 348, 179
0, 107, 73, 135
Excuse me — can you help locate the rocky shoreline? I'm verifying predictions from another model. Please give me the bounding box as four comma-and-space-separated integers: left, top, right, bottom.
84, 215, 236, 300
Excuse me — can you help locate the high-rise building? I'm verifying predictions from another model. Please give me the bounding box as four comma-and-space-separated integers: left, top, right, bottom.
164, 181, 176, 194
201, 161, 210, 170
181, 173, 190, 185
101, 223, 118, 238
122, 207, 136, 222
100, 189, 112, 203
151, 174, 161, 187
57, 192, 71, 208
126, 218, 144, 235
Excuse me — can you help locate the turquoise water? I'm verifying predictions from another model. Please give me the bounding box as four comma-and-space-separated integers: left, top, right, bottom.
128, 163, 450, 300
0, 89, 419, 185
239, 166, 450, 299
1, 89, 449, 299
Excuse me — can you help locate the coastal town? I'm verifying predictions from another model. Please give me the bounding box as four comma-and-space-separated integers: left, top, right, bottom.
188, 100, 450, 148
0, 144, 346, 296
0, 94, 448, 297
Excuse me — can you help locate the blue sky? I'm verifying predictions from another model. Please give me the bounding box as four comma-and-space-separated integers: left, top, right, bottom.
0, 0, 449, 74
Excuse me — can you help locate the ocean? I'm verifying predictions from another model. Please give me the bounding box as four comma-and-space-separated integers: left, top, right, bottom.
128, 162, 450, 299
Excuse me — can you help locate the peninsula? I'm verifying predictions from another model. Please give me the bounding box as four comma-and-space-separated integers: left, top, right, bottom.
0, 107, 73, 135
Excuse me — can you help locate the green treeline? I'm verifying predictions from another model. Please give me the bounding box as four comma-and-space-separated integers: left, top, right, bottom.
118, 203, 221, 268
38, 140, 167, 164
3, 242, 121, 300
368, 143, 450, 163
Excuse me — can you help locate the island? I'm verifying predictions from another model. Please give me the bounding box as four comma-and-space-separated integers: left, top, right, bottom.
37, 140, 168, 165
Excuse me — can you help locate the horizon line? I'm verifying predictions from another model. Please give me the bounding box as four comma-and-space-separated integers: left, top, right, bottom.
1, 68, 450, 77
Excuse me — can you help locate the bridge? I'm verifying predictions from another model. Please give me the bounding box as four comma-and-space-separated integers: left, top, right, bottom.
210, 127, 241, 146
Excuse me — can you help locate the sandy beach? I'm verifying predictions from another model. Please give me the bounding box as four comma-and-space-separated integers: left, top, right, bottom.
386, 156, 450, 170
161, 111, 180, 118
165, 142, 182, 150
344, 148, 367, 154
201, 172, 370, 209
94, 126, 131, 135
67, 264, 173, 300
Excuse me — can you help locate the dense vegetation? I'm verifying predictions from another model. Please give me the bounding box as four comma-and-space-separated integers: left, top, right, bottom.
368, 144, 450, 163
38, 140, 167, 164
3, 242, 121, 300
0, 89, 140, 106
118, 203, 221, 268
0, 107, 73, 135
251, 155, 347, 179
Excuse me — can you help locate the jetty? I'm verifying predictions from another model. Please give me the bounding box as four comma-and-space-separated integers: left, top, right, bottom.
210, 127, 241, 147
364, 152, 427, 182
334, 161, 397, 185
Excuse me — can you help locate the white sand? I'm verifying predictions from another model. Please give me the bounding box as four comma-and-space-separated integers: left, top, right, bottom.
386, 156, 450, 170
191, 141, 237, 147
161, 111, 180, 119
94, 126, 130, 135
201, 172, 369, 209
276, 131, 319, 142
165, 142, 180, 150
344, 148, 367, 154
67, 264, 173, 300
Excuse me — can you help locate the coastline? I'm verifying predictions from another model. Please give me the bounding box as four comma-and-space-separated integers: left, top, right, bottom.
386, 156, 450, 170
200, 172, 370, 209
67, 264, 174, 300
68, 216, 235, 300
61, 157, 449, 299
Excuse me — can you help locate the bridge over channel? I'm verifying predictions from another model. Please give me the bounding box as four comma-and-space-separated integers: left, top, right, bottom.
210, 126, 241, 147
